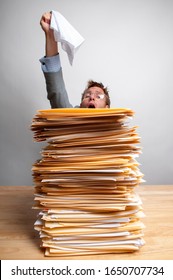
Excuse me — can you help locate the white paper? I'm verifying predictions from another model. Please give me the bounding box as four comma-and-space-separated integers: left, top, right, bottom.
50, 10, 85, 65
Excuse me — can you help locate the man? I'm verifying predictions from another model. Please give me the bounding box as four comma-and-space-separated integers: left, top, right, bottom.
40, 12, 110, 109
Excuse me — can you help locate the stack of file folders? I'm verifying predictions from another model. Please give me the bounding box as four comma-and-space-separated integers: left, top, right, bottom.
31, 108, 145, 257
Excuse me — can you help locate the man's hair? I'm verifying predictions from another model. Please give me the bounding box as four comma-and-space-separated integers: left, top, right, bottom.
81, 80, 110, 107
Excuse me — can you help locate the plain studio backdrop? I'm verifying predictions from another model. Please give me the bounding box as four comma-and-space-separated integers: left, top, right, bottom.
0, 0, 173, 186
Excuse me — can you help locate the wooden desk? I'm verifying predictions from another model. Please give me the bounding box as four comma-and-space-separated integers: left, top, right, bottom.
0, 185, 173, 260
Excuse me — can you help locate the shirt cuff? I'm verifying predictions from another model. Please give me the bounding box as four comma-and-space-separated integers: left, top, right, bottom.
39, 54, 61, 73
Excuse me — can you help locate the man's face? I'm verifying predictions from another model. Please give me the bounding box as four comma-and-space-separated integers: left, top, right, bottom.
80, 86, 109, 108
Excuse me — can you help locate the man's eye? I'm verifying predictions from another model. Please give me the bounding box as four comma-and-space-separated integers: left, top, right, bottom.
97, 94, 104, 99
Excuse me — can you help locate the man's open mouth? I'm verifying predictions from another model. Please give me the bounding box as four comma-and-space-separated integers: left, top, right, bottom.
88, 104, 96, 108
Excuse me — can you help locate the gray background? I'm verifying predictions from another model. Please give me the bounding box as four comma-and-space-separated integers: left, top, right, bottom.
0, 0, 173, 186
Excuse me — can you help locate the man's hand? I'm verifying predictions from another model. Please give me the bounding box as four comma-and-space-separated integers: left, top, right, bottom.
40, 12, 52, 34
40, 12, 58, 57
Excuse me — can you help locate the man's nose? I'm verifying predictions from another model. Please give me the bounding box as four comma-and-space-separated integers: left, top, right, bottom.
89, 94, 95, 100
